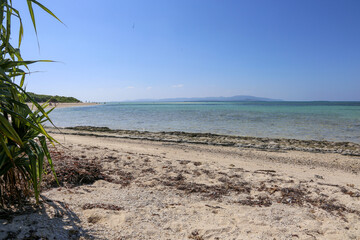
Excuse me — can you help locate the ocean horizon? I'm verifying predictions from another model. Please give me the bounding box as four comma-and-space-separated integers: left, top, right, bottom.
47, 101, 360, 144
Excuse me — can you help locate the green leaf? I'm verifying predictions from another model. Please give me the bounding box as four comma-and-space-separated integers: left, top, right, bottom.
29, 0, 64, 25
0, 114, 23, 146
26, 0, 37, 35
40, 136, 58, 185
0, 136, 12, 159
0, 0, 62, 205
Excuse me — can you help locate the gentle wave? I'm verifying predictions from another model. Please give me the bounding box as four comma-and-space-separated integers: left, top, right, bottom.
47, 101, 360, 143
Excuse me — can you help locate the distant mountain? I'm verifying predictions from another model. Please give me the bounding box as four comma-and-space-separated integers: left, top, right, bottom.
135, 95, 282, 102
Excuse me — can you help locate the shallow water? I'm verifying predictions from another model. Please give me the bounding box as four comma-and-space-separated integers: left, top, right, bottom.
47, 101, 360, 143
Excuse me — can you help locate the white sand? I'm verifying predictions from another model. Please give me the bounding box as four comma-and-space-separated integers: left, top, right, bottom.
1, 130, 360, 239
27, 102, 99, 110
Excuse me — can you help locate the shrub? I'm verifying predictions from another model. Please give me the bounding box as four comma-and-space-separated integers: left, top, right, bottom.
0, 1, 61, 205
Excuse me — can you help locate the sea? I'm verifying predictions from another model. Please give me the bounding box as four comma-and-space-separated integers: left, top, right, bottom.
47, 101, 360, 144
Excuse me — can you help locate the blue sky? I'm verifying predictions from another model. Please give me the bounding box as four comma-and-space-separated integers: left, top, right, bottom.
14, 0, 360, 101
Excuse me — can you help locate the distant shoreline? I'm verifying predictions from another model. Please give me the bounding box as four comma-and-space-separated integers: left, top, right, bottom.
44, 101, 360, 144
27, 102, 99, 109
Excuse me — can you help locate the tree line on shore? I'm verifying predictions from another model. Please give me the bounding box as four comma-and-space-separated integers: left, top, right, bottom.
25, 92, 81, 103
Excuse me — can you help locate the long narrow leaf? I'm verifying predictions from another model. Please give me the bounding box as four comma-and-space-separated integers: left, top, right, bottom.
29, 0, 64, 25
0, 114, 23, 146
0, 137, 12, 159
39, 136, 58, 184
0, 0, 62, 205
26, 0, 36, 35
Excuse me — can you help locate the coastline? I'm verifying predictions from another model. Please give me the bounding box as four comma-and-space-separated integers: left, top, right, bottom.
2, 127, 360, 239
27, 102, 99, 109
43, 101, 360, 144
50, 126, 360, 157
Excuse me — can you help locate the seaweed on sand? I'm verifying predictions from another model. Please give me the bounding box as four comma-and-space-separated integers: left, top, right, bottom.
157, 168, 360, 217
82, 203, 124, 211
42, 149, 132, 189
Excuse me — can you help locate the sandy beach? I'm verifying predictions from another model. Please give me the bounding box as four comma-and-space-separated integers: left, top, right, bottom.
1, 128, 360, 239
27, 102, 99, 110
2, 0, 359, 239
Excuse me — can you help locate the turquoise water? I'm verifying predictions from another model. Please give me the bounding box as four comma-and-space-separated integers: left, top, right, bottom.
48, 102, 360, 143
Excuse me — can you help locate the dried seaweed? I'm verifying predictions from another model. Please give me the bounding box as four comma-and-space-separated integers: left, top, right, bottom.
162, 176, 251, 200
82, 203, 124, 211
278, 187, 307, 205
238, 196, 272, 207
158, 167, 360, 217
41, 145, 360, 220
317, 182, 360, 198
188, 230, 204, 240
42, 150, 130, 189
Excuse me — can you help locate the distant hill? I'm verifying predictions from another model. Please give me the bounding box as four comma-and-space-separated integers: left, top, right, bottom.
25, 92, 81, 103
135, 95, 282, 102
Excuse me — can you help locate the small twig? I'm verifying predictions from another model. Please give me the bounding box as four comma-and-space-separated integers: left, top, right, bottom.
205, 204, 222, 209
255, 169, 276, 172
317, 182, 341, 188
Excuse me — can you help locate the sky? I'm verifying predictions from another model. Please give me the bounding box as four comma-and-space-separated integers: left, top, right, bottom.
13, 0, 360, 101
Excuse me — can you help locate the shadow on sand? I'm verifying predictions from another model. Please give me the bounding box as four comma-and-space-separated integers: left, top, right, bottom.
0, 196, 94, 239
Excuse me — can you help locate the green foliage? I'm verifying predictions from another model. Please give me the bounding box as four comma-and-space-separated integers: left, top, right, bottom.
26, 92, 81, 103
0, 1, 61, 205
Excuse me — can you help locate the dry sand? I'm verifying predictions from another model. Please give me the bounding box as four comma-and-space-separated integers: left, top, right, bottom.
47, 103, 99, 109
27, 102, 99, 109
1, 128, 360, 239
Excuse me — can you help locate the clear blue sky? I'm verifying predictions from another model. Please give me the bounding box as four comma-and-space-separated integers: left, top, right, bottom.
15, 0, 360, 101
